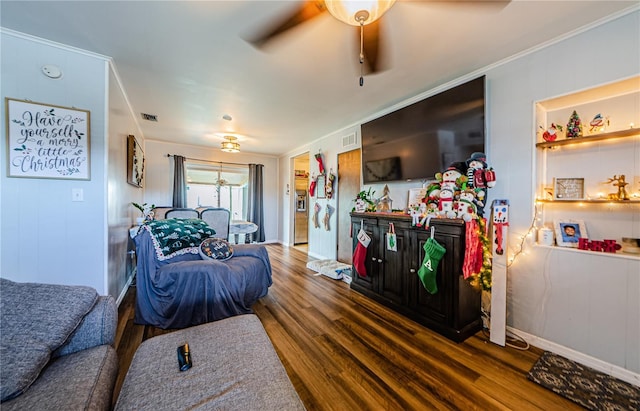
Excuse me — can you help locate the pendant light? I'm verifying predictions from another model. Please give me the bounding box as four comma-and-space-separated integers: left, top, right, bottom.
221, 136, 240, 153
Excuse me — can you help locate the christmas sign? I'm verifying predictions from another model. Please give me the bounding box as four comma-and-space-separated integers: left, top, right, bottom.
6, 98, 90, 180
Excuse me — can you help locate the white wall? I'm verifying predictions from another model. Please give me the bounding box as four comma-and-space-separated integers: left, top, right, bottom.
1, 30, 110, 294
107, 65, 145, 300
279, 11, 640, 380
486, 10, 640, 378
144, 140, 280, 242
280, 125, 360, 259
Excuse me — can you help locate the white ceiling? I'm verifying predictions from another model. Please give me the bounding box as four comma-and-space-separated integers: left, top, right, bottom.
2, 1, 637, 156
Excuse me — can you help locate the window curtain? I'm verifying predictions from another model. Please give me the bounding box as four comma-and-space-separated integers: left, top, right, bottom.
247, 163, 265, 242
172, 155, 187, 208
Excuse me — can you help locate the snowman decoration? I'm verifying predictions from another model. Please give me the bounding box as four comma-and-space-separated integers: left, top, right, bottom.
438, 188, 456, 218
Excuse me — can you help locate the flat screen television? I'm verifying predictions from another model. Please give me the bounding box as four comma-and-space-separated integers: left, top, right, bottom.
361, 76, 485, 184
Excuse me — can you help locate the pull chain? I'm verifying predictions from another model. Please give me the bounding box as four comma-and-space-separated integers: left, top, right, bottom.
359, 21, 364, 87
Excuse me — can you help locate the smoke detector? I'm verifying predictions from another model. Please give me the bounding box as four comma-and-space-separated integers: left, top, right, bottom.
42, 65, 62, 79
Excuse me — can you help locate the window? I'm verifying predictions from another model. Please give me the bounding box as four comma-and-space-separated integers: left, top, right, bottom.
185, 161, 248, 221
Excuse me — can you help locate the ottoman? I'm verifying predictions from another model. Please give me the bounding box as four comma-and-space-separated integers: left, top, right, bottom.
115, 314, 305, 410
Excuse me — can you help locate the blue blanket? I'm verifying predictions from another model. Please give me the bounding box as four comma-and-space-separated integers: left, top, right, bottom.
134, 229, 272, 329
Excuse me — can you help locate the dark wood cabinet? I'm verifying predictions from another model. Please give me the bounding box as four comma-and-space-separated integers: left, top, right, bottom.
350, 212, 482, 342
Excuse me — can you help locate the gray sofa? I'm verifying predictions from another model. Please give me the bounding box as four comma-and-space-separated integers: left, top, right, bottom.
0, 278, 118, 410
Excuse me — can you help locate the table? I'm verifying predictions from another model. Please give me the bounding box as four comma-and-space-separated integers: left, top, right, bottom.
230, 220, 258, 244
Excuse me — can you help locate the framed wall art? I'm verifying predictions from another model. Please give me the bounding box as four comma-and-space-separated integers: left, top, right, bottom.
127, 134, 144, 187
554, 219, 588, 248
316, 174, 326, 199
408, 187, 427, 208
5, 98, 90, 180
553, 177, 584, 200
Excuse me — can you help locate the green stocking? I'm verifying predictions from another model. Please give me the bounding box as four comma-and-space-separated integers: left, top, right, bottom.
417, 237, 446, 294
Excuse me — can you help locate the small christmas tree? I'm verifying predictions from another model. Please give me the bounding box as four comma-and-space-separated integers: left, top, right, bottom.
566, 110, 583, 138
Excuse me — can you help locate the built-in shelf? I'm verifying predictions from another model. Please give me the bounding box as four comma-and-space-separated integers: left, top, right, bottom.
534, 244, 640, 261
536, 127, 639, 149
536, 199, 640, 204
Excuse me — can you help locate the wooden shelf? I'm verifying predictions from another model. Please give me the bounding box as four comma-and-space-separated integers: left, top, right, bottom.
534, 244, 640, 261
536, 199, 640, 204
535, 127, 639, 149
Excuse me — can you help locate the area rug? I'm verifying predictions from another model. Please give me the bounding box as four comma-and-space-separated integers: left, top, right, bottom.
528, 351, 640, 410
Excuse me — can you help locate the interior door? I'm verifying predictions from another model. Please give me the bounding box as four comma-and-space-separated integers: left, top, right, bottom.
337, 149, 361, 264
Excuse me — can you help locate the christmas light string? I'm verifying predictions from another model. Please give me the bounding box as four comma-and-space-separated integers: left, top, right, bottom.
507, 202, 539, 267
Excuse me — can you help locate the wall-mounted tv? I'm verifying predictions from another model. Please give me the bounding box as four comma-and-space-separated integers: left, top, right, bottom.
361, 76, 485, 184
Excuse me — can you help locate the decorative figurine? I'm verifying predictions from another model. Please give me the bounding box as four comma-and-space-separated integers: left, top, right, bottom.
376, 184, 393, 212
465, 152, 496, 217
540, 123, 563, 142
566, 110, 583, 138
589, 113, 609, 133
605, 174, 630, 200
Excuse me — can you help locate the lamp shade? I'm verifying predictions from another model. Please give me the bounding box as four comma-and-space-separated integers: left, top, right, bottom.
325, 0, 396, 26
221, 136, 240, 153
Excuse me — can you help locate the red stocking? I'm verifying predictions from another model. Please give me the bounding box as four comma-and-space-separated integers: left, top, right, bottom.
463, 220, 483, 279
353, 242, 368, 278
309, 179, 317, 197
315, 153, 325, 174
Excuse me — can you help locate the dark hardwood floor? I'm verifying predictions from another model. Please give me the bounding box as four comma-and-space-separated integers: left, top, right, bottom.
114, 243, 580, 410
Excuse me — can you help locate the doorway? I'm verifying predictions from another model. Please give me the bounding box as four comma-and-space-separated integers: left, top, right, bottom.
293, 153, 310, 247
337, 149, 361, 264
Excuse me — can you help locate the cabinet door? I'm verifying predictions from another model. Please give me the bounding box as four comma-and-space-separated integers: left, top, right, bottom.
410, 230, 455, 325
378, 221, 409, 305
350, 218, 378, 292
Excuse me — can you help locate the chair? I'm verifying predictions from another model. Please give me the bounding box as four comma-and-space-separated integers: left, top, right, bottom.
151, 206, 173, 220
165, 208, 199, 219
199, 207, 231, 239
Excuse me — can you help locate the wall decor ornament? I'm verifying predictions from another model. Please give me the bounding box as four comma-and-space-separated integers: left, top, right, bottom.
5, 98, 90, 180
554, 219, 588, 248
127, 134, 145, 187
553, 177, 584, 200
565, 110, 583, 138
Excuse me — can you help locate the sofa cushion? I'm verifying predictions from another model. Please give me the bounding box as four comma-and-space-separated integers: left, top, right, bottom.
142, 218, 216, 260
1, 345, 117, 411
199, 238, 234, 261
0, 278, 98, 401
0, 339, 51, 401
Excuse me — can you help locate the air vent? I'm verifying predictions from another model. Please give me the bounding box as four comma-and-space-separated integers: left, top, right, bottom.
141, 113, 158, 122
342, 133, 356, 148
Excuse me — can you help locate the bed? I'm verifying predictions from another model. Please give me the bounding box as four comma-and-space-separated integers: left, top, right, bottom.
133, 218, 272, 329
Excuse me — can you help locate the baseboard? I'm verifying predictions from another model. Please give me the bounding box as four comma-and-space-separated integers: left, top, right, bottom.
115, 274, 134, 307
509, 326, 640, 387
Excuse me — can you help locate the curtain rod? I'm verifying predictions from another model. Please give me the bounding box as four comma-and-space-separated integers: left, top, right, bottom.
166, 154, 248, 167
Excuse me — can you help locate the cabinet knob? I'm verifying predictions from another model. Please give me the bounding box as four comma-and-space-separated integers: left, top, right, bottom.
409, 269, 415, 273
377, 259, 383, 263
371, 257, 377, 261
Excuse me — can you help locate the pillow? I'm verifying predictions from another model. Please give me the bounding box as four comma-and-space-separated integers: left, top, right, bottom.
199, 238, 234, 261
143, 218, 216, 260
0, 339, 51, 401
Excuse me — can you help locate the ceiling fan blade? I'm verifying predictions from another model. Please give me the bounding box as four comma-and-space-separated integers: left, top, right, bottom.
360, 18, 385, 74
249, 1, 327, 47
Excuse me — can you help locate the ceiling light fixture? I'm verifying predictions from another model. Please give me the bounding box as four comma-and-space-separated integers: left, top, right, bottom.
324, 0, 395, 26
325, 0, 396, 86
221, 136, 240, 153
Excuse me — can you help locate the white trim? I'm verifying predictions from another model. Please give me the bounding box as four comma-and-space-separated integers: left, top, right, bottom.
116, 273, 135, 307
0, 27, 110, 61
509, 326, 640, 387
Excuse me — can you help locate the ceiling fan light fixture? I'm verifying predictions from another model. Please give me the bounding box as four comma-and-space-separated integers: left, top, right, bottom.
221, 136, 240, 153
325, 0, 396, 26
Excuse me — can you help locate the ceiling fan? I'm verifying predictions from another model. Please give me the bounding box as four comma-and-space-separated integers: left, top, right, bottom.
248, 0, 511, 85
249, 0, 394, 84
